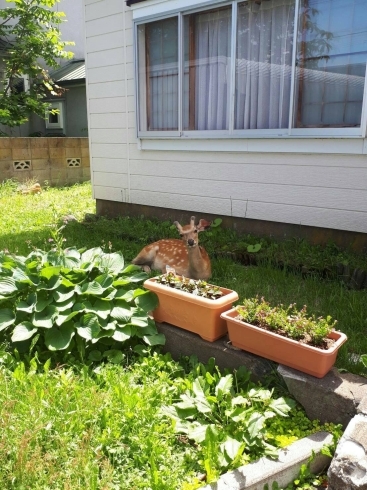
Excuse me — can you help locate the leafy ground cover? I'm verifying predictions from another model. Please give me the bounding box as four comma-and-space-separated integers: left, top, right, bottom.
0, 351, 341, 490
0, 180, 366, 375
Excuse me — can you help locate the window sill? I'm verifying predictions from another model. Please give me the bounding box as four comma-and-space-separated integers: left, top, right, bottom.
138, 135, 367, 155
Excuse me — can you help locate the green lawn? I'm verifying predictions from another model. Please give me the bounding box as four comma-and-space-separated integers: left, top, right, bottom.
0, 179, 366, 376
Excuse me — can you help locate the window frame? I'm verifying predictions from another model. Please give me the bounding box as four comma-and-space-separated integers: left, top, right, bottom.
45, 101, 64, 129
133, 0, 367, 140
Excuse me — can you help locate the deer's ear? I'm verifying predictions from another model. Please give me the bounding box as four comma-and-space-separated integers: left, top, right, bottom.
197, 219, 212, 232
174, 221, 182, 232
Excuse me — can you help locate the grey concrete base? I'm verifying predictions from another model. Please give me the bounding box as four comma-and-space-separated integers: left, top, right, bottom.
200, 432, 333, 490
278, 365, 367, 429
157, 322, 276, 383
328, 414, 367, 489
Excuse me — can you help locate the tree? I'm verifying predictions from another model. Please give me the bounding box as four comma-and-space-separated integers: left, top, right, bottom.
0, 0, 74, 131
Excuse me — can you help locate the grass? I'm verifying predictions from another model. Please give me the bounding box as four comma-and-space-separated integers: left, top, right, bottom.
0, 355, 201, 490
0, 179, 366, 377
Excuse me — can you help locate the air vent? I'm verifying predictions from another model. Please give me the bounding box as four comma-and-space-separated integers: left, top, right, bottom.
13, 160, 31, 170
67, 158, 81, 167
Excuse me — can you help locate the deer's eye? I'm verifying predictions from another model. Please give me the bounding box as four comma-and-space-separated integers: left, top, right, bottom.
180, 234, 184, 237
194, 229, 198, 233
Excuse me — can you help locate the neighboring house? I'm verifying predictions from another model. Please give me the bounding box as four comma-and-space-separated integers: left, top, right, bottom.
83, 0, 367, 248
29, 59, 88, 137
0, 0, 87, 137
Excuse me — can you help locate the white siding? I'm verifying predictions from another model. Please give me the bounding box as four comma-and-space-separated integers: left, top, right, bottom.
84, 0, 367, 234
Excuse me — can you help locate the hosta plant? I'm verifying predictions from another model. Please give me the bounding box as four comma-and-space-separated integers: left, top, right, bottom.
236, 297, 337, 349
155, 272, 223, 300
0, 246, 163, 362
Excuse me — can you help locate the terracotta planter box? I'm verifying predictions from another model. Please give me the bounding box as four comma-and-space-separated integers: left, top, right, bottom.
221, 308, 347, 378
144, 277, 239, 342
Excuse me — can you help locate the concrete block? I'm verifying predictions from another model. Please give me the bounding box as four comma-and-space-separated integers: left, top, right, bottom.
156, 322, 275, 383
328, 414, 367, 489
0, 148, 12, 159
12, 148, 31, 160
30, 138, 48, 148
11, 137, 30, 149
65, 147, 82, 158
278, 365, 367, 428
201, 432, 333, 490
31, 147, 50, 159
0, 138, 11, 149
47, 138, 65, 148
49, 147, 66, 159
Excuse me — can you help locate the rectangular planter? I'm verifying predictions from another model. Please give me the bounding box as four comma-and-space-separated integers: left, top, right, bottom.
221, 308, 347, 378
144, 277, 239, 342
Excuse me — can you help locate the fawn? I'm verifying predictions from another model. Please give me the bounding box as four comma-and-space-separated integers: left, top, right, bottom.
131, 216, 212, 280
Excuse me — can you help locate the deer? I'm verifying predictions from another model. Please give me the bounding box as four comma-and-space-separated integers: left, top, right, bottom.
131, 216, 212, 280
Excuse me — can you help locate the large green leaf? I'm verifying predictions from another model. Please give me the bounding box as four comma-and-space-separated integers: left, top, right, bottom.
37, 275, 61, 291
110, 304, 132, 323
0, 277, 18, 295
55, 310, 79, 327
215, 374, 233, 398
12, 267, 35, 285
112, 325, 131, 342
35, 291, 53, 312
77, 281, 104, 296
84, 299, 111, 319
54, 298, 74, 312
103, 349, 124, 364
143, 333, 166, 346
134, 290, 158, 313
269, 397, 295, 416
11, 322, 37, 342
39, 266, 61, 280
32, 305, 57, 329
247, 412, 265, 439
81, 247, 103, 264
221, 437, 244, 461
95, 274, 114, 290
99, 252, 125, 275
76, 314, 101, 340
44, 323, 75, 351
0, 309, 16, 331
129, 314, 149, 328
53, 285, 75, 303
16, 294, 36, 314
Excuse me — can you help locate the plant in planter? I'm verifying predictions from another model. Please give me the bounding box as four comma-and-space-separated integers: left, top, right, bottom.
221, 297, 347, 378
144, 272, 239, 342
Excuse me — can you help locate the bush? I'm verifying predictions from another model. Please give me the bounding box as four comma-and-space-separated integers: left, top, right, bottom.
0, 246, 163, 363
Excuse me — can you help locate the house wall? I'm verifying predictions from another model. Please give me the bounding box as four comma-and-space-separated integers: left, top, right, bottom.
29, 85, 88, 138
84, 0, 367, 246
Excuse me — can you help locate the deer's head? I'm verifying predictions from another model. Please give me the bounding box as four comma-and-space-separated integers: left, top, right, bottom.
174, 216, 211, 249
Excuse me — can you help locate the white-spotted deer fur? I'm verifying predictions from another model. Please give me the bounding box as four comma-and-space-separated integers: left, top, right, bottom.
132, 216, 212, 280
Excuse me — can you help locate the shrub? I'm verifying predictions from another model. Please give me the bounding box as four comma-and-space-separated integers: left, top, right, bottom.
0, 246, 163, 363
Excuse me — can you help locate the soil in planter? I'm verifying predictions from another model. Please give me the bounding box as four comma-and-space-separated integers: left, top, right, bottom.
234, 315, 336, 350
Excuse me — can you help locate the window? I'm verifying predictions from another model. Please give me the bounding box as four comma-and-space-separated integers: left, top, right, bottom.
136, 0, 367, 137
45, 101, 64, 129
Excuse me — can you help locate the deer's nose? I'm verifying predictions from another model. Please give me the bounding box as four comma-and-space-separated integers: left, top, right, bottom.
187, 239, 195, 246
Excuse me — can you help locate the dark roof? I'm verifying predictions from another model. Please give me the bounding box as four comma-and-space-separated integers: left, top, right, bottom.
50, 60, 85, 84
126, 0, 147, 6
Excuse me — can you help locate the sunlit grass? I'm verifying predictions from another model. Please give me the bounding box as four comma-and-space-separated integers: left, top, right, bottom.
0, 179, 366, 375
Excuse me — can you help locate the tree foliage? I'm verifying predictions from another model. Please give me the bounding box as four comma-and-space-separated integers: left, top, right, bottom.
0, 0, 74, 130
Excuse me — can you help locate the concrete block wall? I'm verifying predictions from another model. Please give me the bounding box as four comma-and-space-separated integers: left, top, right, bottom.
0, 137, 90, 186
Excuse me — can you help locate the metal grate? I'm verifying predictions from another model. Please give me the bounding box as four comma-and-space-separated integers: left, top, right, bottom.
13, 160, 31, 170
67, 158, 81, 167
